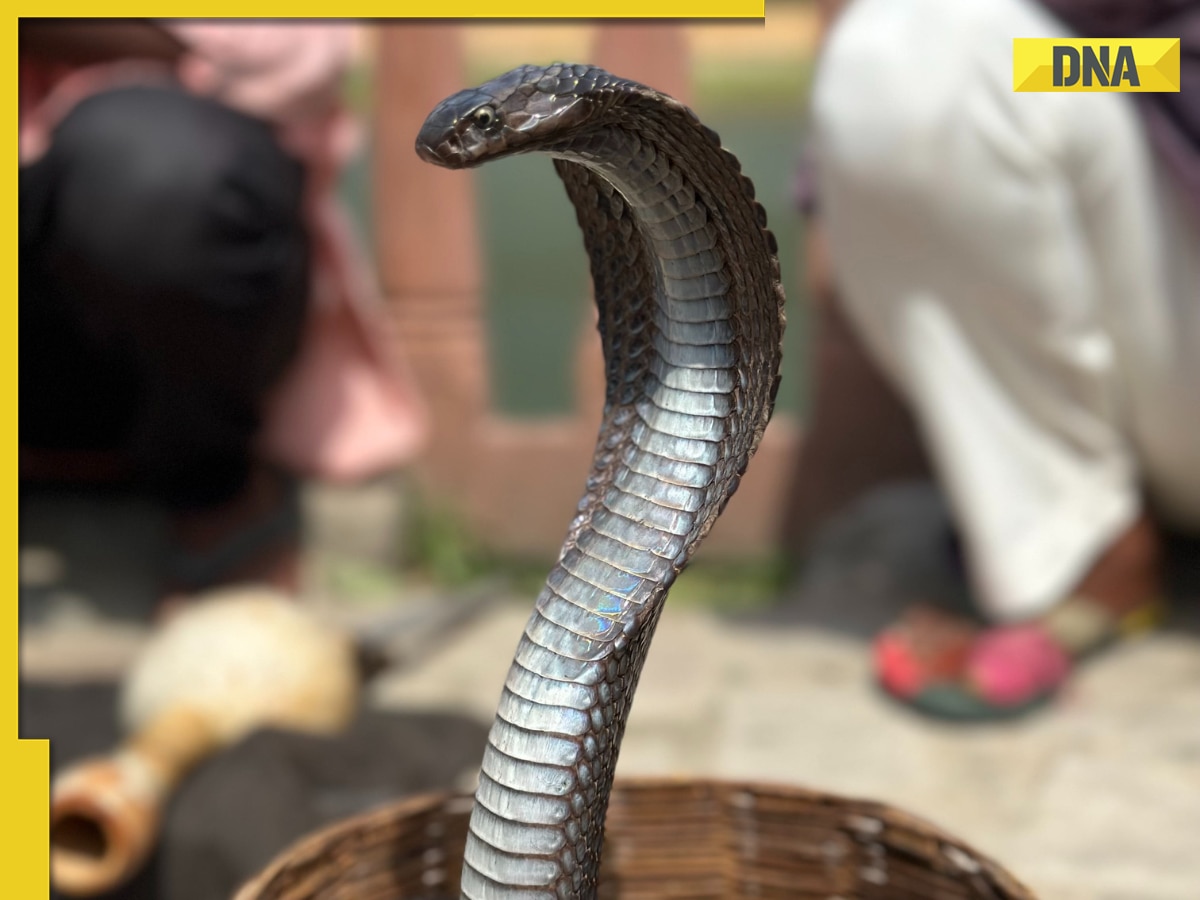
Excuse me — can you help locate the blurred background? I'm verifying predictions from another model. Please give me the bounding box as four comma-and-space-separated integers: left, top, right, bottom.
19, 8, 1200, 900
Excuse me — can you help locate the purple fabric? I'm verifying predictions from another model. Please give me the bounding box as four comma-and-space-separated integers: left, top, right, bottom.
1039, 0, 1193, 35
1041, 0, 1200, 218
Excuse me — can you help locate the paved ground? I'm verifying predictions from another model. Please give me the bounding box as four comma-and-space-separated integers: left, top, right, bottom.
20, 480, 1200, 900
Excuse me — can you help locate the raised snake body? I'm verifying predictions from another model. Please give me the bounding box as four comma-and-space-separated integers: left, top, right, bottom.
417, 63, 786, 900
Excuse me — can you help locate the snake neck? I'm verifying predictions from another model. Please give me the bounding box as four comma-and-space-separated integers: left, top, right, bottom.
460, 98, 784, 900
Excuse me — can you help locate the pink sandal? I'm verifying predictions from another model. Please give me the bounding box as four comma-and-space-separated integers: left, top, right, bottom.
875, 598, 1164, 721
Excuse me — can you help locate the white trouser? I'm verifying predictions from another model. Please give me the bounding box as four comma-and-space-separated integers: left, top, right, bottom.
812, 0, 1200, 621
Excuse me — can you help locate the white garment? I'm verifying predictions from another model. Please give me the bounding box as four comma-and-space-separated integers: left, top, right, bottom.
812, 0, 1200, 621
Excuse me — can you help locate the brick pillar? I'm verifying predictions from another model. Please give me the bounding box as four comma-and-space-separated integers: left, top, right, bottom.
592, 24, 692, 103
372, 24, 489, 490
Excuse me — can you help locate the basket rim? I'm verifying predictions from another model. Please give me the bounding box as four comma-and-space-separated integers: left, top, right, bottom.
233, 776, 1036, 900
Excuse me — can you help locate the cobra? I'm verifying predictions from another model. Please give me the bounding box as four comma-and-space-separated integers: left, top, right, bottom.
417, 63, 786, 900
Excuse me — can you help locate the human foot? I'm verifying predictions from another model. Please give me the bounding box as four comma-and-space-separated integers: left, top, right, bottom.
874, 515, 1165, 720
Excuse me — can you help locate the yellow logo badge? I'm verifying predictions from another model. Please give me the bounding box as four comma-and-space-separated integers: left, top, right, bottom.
1013, 38, 1181, 92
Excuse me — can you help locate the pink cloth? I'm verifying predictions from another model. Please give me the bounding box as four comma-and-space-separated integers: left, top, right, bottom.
20, 23, 427, 482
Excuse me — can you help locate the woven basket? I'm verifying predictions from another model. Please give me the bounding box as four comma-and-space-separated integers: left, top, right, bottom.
235, 777, 1034, 899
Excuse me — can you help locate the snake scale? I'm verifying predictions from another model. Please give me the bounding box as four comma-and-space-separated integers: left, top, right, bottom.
417, 63, 786, 900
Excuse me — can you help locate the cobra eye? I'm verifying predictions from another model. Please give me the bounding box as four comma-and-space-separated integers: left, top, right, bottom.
472, 105, 499, 128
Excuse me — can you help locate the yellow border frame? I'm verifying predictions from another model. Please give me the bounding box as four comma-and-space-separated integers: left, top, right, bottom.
8, 7, 766, 895
9, 16, 48, 893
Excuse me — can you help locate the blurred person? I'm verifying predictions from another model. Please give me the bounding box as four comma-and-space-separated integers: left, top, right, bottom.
803, 0, 1200, 718
20, 21, 425, 602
